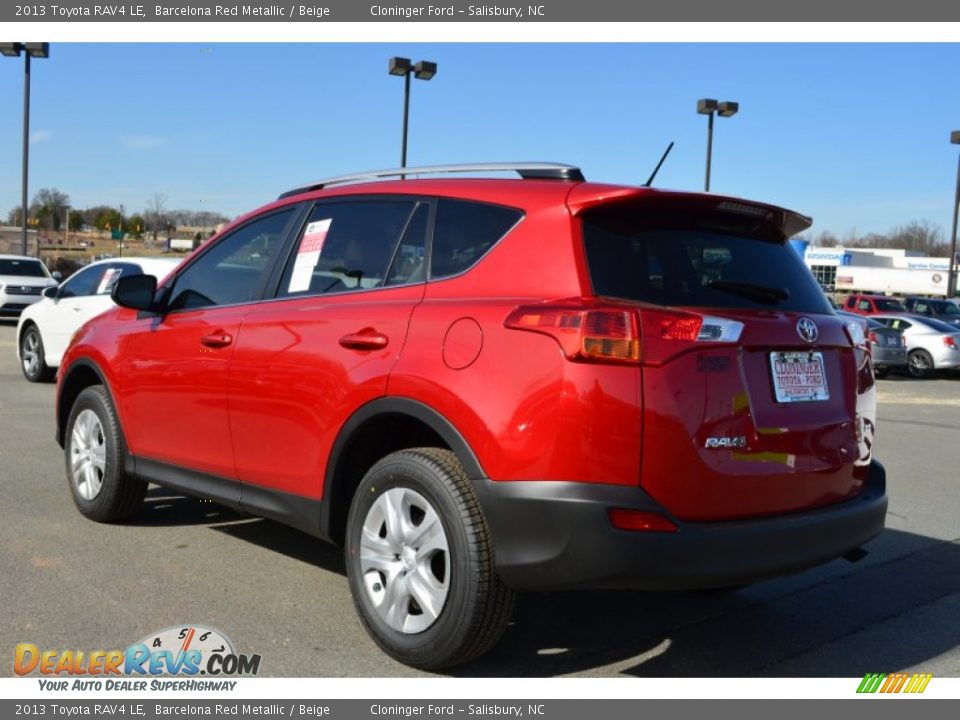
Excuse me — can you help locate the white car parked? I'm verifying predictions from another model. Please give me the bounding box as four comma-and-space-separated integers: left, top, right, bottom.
16, 257, 180, 382
0, 254, 60, 319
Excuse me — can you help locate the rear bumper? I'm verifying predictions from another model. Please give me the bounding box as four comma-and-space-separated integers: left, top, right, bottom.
872, 347, 906, 368
477, 460, 887, 591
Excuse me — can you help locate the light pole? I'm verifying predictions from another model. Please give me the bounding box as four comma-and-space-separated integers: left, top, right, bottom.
388, 57, 437, 170
697, 98, 738, 192
0, 42, 49, 256
949, 130, 960, 299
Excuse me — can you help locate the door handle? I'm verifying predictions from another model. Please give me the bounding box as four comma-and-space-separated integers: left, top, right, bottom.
200, 331, 233, 349
339, 328, 389, 351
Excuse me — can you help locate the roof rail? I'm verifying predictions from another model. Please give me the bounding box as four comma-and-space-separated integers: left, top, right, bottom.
278, 162, 585, 199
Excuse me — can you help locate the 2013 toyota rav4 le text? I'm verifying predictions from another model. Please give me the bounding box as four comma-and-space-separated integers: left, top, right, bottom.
56, 163, 887, 669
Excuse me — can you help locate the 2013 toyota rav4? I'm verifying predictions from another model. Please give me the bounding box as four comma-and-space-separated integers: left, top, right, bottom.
56, 163, 887, 670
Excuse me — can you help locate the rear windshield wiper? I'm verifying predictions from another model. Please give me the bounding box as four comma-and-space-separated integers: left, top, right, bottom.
706, 280, 791, 305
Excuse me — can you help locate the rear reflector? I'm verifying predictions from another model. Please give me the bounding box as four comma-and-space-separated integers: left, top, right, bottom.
608, 508, 678, 533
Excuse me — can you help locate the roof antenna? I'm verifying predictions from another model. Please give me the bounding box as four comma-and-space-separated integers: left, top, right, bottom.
643, 141, 674, 187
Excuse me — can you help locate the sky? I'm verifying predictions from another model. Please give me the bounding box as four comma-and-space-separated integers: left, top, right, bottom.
0, 42, 958, 239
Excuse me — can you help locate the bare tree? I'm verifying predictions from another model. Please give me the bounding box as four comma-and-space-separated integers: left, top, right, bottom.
811, 230, 839, 247
888, 219, 945, 255
145, 192, 169, 244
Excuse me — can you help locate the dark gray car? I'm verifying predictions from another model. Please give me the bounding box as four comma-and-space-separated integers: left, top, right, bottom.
838, 310, 907, 378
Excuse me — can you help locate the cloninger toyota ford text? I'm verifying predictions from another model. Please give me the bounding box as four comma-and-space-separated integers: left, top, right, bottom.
56, 163, 887, 669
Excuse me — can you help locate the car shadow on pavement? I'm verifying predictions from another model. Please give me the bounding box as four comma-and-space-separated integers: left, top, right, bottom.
133, 486, 247, 527
127, 492, 960, 678
133, 487, 347, 574
452, 529, 960, 677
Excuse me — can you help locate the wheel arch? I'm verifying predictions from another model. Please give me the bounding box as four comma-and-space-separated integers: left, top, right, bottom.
320, 397, 486, 544
57, 358, 116, 448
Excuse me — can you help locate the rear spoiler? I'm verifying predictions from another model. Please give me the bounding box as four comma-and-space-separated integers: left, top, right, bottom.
566, 185, 813, 239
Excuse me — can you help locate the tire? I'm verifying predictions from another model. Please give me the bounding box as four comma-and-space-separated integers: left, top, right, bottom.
64, 385, 147, 522
873, 366, 890, 379
20, 325, 54, 382
345, 448, 515, 670
907, 349, 935, 379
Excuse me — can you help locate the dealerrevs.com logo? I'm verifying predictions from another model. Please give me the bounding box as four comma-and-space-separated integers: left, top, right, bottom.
14, 625, 261, 691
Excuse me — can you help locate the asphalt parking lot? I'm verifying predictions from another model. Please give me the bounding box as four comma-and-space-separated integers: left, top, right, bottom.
1, 319, 958, 678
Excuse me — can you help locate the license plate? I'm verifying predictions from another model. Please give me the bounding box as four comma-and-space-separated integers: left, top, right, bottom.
770, 351, 829, 403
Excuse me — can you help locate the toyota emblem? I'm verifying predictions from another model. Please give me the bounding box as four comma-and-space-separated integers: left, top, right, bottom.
796, 317, 819, 343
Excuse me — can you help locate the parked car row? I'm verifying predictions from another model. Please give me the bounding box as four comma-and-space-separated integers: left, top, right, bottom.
839, 293, 960, 378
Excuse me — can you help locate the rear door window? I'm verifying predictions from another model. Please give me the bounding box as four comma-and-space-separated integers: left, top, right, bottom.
278, 200, 420, 297
430, 199, 522, 279
581, 209, 831, 313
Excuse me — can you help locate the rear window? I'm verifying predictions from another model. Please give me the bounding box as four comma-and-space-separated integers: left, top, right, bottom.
0, 258, 47, 277
581, 210, 831, 313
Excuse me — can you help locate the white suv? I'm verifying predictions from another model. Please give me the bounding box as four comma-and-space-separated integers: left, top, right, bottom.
17, 256, 180, 382
0, 254, 59, 320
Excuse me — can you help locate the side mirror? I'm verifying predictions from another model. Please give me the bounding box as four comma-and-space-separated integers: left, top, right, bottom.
51, 271, 63, 281
111, 274, 158, 312
42, 286, 58, 300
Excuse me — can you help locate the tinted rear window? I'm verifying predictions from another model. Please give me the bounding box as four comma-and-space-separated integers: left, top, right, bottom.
582, 211, 831, 313
430, 199, 522, 279
0, 259, 47, 277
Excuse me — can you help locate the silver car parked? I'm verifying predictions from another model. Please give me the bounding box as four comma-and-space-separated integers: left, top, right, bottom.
871, 314, 960, 378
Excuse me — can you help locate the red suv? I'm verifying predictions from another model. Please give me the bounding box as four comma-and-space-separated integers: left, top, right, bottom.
844, 293, 907, 315
56, 163, 887, 669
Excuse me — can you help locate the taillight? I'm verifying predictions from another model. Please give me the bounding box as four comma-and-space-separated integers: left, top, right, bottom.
868, 331, 878, 345
504, 303, 640, 364
640, 308, 743, 366
505, 299, 743, 366
944, 336, 958, 350
844, 321, 869, 349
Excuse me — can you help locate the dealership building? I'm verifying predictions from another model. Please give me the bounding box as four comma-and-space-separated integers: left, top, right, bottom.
789, 240, 952, 297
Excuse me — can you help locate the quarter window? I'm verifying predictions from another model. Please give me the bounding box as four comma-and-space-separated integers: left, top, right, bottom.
167, 209, 293, 311
430, 199, 522, 279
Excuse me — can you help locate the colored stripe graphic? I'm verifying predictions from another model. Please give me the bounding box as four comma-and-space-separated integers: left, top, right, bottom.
857, 672, 932, 694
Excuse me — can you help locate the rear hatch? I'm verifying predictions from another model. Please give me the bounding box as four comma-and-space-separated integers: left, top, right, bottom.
577, 192, 874, 521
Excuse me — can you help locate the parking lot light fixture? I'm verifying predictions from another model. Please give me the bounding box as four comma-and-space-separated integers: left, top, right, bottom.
697, 97, 738, 192
388, 56, 438, 170
2, 42, 50, 256
949, 130, 960, 298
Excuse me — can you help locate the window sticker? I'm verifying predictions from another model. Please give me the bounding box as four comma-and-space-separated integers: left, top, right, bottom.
288, 219, 332, 293
96, 268, 122, 295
